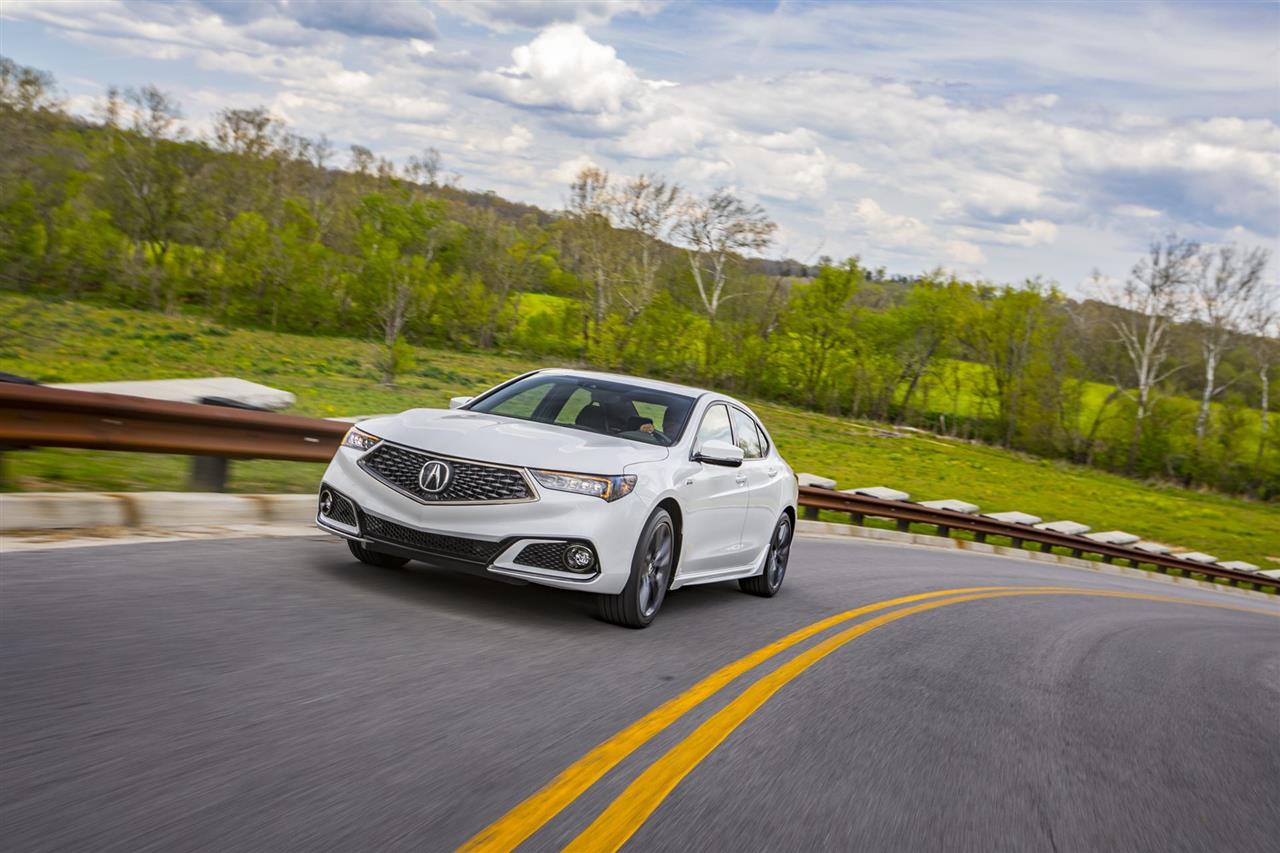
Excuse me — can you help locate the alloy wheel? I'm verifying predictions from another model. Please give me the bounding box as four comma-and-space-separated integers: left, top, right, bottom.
638, 520, 674, 617
766, 518, 792, 590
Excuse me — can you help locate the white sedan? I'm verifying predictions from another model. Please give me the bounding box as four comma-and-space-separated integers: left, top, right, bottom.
316, 369, 798, 627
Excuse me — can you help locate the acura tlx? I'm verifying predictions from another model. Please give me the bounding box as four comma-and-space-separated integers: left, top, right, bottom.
316, 369, 798, 627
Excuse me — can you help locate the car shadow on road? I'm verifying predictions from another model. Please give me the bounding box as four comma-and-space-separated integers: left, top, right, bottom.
312, 548, 749, 631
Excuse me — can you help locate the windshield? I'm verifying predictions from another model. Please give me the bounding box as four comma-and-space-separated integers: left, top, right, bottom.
467, 374, 696, 446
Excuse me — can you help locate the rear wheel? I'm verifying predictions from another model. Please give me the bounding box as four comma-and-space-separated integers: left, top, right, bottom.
597, 508, 675, 629
347, 539, 409, 569
739, 514, 791, 597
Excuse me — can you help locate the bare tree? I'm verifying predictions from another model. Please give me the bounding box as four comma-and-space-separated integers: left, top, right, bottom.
676, 188, 775, 364
211, 107, 279, 158
403, 147, 441, 190
615, 173, 680, 320
566, 166, 619, 344
1097, 236, 1199, 472
348, 144, 374, 176
678, 189, 775, 322
1190, 244, 1269, 443
100, 85, 191, 308
1244, 283, 1278, 463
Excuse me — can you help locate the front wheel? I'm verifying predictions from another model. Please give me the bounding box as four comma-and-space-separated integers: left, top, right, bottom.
348, 539, 409, 569
739, 514, 792, 597
597, 508, 675, 628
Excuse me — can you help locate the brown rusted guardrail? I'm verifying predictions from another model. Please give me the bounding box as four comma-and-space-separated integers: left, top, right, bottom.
0, 382, 345, 462
799, 486, 1275, 593
1, 383, 1272, 593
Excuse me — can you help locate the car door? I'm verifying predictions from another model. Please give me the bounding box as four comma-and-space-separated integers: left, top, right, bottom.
729, 407, 782, 563
677, 403, 750, 576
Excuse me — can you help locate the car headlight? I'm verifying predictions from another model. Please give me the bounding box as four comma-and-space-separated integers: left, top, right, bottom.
341, 426, 380, 452
530, 469, 637, 502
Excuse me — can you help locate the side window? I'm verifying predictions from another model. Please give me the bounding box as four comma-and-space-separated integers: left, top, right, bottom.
755, 422, 770, 456
554, 387, 594, 425
694, 404, 732, 448
729, 408, 763, 459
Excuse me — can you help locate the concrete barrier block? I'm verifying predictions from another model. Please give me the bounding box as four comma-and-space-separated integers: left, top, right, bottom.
797, 473, 837, 489
1132, 541, 1172, 554
848, 486, 910, 501
119, 492, 265, 527
1084, 530, 1140, 545
0, 493, 131, 530
1256, 569, 1280, 580
917, 499, 979, 514
1179, 551, 1218, 564
51, 377, 296, 410
983, 510, 1041, 525
1035, 520, 1090, 535
1218, 560, 1259, 572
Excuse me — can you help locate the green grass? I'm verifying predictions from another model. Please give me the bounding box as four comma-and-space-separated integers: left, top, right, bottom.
2, 294, 1275, 569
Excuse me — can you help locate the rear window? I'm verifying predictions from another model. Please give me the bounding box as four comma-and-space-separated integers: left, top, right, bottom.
468, 374, 696, 446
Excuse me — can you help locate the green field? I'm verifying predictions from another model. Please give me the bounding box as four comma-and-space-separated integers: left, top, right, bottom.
2, 294, 1275, 569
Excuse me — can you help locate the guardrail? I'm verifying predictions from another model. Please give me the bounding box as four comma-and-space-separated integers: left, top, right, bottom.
0, 382, 345, 462
1, 382, 1273, 593
799, 486, 1274, 592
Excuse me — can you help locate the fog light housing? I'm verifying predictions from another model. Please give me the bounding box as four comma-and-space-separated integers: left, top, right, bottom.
319, 489, 334, 516
563, 544, 595, 572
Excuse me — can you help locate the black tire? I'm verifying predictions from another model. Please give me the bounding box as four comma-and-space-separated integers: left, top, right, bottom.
597, 508, 676, 629
348, 539, 409, 569
739, 514, 792, 597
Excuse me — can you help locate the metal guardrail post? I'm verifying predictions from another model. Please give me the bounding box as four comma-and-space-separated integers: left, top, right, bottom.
187, 396, 270, 492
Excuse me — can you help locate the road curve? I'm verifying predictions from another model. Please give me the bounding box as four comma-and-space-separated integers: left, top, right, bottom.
2, 534, 1277, 852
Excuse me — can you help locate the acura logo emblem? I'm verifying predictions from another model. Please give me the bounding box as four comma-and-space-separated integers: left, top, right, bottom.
419, 460, 452, 494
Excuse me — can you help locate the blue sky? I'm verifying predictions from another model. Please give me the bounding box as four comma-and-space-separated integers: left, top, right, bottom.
2, 0, 1277, 290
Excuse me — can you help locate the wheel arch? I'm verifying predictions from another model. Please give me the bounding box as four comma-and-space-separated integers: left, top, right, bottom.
656, 496, 684, 571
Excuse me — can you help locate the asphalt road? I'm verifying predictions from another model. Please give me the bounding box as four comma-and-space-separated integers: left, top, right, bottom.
2, 533, 1278, 853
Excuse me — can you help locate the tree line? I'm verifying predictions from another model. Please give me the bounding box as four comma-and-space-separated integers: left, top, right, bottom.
1, 57, 1276, 497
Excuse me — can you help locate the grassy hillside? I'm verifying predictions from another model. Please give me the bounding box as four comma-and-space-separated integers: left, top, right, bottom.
1, 294, 1275, 568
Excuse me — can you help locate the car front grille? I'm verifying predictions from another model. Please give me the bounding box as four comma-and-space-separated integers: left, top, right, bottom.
514, 542, 569, 570
359, 443, 533, 504
363, 515, 503, 564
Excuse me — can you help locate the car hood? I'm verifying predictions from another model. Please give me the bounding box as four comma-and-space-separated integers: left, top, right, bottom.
359, 409, 669, 472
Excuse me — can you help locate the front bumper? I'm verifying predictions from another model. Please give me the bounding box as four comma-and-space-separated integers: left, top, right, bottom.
315, 447, 648, 594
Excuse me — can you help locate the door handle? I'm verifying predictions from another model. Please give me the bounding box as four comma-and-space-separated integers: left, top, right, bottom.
735, 474, 748, 485
767, 467, 779, 478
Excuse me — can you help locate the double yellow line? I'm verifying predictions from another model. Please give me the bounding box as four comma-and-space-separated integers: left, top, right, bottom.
461, 586, 1277, 852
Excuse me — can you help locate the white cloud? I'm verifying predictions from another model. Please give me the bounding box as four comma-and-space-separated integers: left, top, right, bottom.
475, 24, 670, 127
551, 153, 601, 184
437, 0, 664, 31
1112, 204, 1161, 219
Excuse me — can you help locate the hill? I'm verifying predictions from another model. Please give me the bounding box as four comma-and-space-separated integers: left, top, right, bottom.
2, 294, 1274, 568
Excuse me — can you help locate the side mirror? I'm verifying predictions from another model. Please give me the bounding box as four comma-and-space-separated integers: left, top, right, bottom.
448, 396, 473, 410
694, 439, 745, 467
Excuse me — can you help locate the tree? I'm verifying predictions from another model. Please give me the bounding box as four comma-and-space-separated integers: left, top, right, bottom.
1097, 236, 1199, 472
614, 173, 680, 321
956, 283, 1066, 448
353, 193, 449, 383
782, 259, 861, 406
1244, 284, 1278, 465
676, 188, 775, 366
0, 57, 59, 113
1190, 244, 1269, 444
565, 166, 619, 346
889, 274, 965, 422
97, 85, 193, 308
